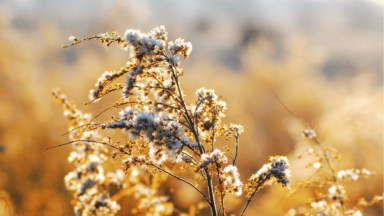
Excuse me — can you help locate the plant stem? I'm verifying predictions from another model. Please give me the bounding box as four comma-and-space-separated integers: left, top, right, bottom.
148, 163, 211, 205
274, 93, 345, 215
165, 55, 217, 216
240, 183, 263, 216
313, 137, 345, 215
211, 120, 215, 152
217, 170, 226, 216
232, 129, 240, 166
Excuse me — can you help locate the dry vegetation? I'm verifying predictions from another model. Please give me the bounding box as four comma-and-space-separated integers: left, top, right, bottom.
0, 18, 382, 216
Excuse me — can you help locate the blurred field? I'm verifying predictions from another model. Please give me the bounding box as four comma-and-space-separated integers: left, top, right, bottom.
0, 0, 382, 215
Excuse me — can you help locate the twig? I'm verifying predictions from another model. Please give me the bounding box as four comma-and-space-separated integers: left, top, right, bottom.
60, 123, 99, 136
216, 169, 226, 216
155, 102, 182, 111
240, 182, 263, 216
165, 118, 193, 131
274, 92, 345, 215
312, 137, 345, 214
211, 119, 215, 152
232, 128, 240, 166
149, 74, 182, 105
164, 54, 218, 216
272, 91, 306, 125
177, 137, 201, 157
43, 140, 122, 153
147, 163, 211, 205
85, 86, 123, 106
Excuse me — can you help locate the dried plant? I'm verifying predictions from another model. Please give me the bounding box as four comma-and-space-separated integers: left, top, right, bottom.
274, 96, 383, 216
51, 90, 123, 215
48, 26, 293, 216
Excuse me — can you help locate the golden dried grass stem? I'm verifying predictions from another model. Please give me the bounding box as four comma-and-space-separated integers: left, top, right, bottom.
240, 181, 263, 216
232, 129, 240, 166
164, 54, 218, 216
274, 92, 346, 215
147, 163, 211, 205
312, 137, 346, 214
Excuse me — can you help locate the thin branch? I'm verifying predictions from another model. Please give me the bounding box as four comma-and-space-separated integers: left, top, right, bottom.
155, 102, 182, 111
147, 163, 211, 205
289, 171, 321, 196
240, 182, 263, 216
273, 91, 307, 125
149, 74, 182, 105
177, 138, 201, 157
180, 151, 200, 165
163, 55, 202, 153
44, 140, 122, 153
85, 86, 124, 106
232, 129, 240, 166
88, 103, 124, 123
274, 92, 345, 215
60, 123, 99, 137
216, 169, 226, 216
312, 137, 345, 214
211, 119, 216, 152
164, 54, 217, 216
193, 97, 208, 131
206, 173, 218, 216
148, 85, 180, 102
61, 101, 142, 137
165, 118, 193, 131
61, 35, 99, 48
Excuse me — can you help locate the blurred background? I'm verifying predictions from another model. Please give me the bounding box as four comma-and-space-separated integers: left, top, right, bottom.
0, 0, 382, 215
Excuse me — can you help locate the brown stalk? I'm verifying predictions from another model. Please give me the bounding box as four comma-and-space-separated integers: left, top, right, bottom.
164, 54, 218, 216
